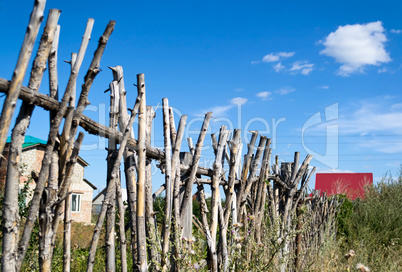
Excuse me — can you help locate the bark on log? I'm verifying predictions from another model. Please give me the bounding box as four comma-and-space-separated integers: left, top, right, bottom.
161, 98, 172, 271
60, 20, 115, 185
111, 66, 138, 265
16, 18, 95, 270
0, 0, 46, 156
116, 173, 128, 272
48, 25, 60, 102
144, 106, 159, 267
170, 114, 187, 271
197, 183, 218, 271
180, 112, 212, 223
223, 129, 241, 227
237, 131, 258, 221
0, 78, 219, 178
87, 90, 142, 272
105, 81, 119, 272
136, 74, 148, 272
1, 8, 59, 272
210, 126, 229, 244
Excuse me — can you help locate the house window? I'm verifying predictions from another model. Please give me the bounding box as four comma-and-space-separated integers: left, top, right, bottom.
71, 194, 81, 212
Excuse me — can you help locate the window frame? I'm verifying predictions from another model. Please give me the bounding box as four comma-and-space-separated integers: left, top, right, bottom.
71, 193, 82, 213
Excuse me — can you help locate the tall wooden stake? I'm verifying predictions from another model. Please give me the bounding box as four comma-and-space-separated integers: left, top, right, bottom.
136, 73, 148, 272
1, 8, 59, 272
161, 98, 172, 271
0, 0, 47, 156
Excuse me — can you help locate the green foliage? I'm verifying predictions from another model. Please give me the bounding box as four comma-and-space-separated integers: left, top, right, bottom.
313, 169, 402, 271
336, 194, 353, 237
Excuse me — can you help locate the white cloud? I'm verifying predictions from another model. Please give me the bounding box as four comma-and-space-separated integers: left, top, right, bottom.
209, 105, 233, 116
340, 102, 402, 136
316, 167, 354, 174
251, 60, 260, 64
262, 51, 295, 63
275, 87, 295, 95
320, 21, 391, 76
378, 67, 387, 73
290, 61, 315, 75
256, 91, 272, 101
208, 97, 248, 116
390, 29, 402, 34
304, 97, 402, 154
231, 97, 248, 105
318, 85, 330, 89
273, 62, 285, 72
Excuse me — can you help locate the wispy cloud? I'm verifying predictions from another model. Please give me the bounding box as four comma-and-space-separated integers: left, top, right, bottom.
231, 97, 247, 105
316, 167, 354, 174
318, 85, 330, 89
209, 105, 233, 116
340, 101, 402, 136
208, 97, 248, 116
273, 62, 285, 72
275, 87, 295, 95
262, 52, 295, 63
320, 21, 391, 76
290, 61, 315, 75
378, 67, 387, 73
390, 29, 402, 34
304, 97, 402, 154
256, 91, 272, 101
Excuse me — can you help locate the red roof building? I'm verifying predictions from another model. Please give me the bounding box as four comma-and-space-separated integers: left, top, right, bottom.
315, 173, 373, 200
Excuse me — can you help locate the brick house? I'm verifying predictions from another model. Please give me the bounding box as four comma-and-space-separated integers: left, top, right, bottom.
0, 135, 97, 223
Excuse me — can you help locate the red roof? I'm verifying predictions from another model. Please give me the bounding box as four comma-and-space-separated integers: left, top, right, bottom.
315, 173, 373, 200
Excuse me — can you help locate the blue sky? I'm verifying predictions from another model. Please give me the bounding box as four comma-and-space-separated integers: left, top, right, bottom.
1, 0, 402, 193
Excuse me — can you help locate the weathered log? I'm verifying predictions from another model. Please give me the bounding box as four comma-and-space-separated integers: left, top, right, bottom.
1, 8, 59, 272
197, 183, 218, 271
169, 107, 177, 147
223, 129, 241, 227
172, 115, 187, 228
87, 89, 142, 272
161, 98, 172, 271
187, 137, 195, 155
171, 114, 187, 271
180, 112, 212, 223
136, 74, 148, 272
112, 67, 138, 265
48, 24, 60, 102
50, 133, 85, 257
210, 126, 229, 244
0, 78, 220, 178
105, 81, 119, 272
60, 53, 76, 272
237, 131, 258, 221
144, 106, 159, 267
116, 172, 128, 272
239, 136, 267, 222
16, 18, 95, 270
218, 201, 228, 272
254, 140, 271, 243
59, 52, 77, 183
60, 19, 115, 186
0, 0, 46, 156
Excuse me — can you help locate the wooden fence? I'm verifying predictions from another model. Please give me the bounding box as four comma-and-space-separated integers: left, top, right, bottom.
0, 1, 342, 271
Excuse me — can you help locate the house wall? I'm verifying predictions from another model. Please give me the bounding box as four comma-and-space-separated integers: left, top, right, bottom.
0, 144, 94, 223
70, 163, 93, 223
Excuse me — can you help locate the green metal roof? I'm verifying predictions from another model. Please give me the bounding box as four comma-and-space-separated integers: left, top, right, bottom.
6, 135, 48, 148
